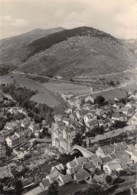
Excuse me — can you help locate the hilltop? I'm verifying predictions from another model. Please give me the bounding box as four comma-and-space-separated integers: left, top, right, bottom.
0, 26, 136, 79
0, 27, 64, 66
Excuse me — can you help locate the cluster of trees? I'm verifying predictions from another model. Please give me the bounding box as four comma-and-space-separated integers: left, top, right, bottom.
1, 84, 36, 107
28, 27, 117, 59
1, 84, 54, 125
108, 80, 120, 87
86, 126, 105, 137
112, 120, 127, 129
47, 181, 59, 195
94, 95, 106, 106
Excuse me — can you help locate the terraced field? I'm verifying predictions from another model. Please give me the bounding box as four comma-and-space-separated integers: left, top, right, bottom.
43, 81, 92, 96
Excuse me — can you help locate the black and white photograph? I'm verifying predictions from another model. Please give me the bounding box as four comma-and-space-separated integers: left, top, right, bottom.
0, 0, 137, 194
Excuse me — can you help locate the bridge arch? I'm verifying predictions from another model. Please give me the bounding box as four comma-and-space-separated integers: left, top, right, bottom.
71, 145, 94, 158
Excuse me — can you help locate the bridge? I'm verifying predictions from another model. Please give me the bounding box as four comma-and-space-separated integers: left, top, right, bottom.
71, 145, 94, 158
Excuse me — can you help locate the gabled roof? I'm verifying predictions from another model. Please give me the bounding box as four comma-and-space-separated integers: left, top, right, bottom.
47, 168, 60, 181
104, 160, 122, 170
41, 178, 50, 188
83, 161, 96, 170
102, 155, 112, 163
8, 134, 19, 142
110, 153, 117, 159
89, 155, 102, 166
100, 145, 115, 155
88, 119, 98, 128
84, 95, 94, 103
73, 165, 81, 173
74, 169, 90, 181
126, 144, 135, 153
74, 157, 88, 166
115, 150, 129, 159
59, 174, 72, 184
114, 142, 127, 151
66, 160, 77, 168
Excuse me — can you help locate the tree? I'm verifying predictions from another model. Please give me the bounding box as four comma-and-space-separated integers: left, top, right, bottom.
72, 133, 82, 146
14, 180, 23, 195
95, 96, 105, 106
47, 181, 59, 195
105, 175, 113, 185
109, 80, 115, 87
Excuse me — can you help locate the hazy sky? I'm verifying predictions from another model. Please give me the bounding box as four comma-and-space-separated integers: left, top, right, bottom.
0, 0, 136, 39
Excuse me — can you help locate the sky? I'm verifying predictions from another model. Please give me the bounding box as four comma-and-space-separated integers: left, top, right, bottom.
0, 0, 136, 39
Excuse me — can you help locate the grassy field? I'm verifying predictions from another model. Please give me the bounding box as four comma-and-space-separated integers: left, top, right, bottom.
91, 87, 127, 100
0, 74, 62, 108
43, 81, 92, 95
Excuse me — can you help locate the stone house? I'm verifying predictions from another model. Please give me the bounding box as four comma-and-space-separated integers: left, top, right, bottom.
103, 160, 123, 174
57, 174, 72, 186
73, 168, 91, 182
6, 132, 26, 148
40, 178, 50, 190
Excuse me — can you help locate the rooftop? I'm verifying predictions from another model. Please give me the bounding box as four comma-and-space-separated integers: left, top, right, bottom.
104, 160, 122, 170
41, 178, 50, 188
74, 169, 90, 181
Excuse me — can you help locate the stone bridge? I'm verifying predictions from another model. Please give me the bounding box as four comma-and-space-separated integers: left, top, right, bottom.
71, 145, 94, 158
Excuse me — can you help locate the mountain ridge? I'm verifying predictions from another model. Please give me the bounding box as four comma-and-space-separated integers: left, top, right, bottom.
0, 26, 136, 79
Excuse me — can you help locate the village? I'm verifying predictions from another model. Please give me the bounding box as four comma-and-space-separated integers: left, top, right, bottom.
0, 86, 137, 195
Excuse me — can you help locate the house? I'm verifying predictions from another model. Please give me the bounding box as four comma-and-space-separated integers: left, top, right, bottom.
1, 130, 11, 138
54, 114, 62, 123
74, 156, 88, 166
120, 156, 133, 168
112, 103, 119, 110
88, 154, 102, 168
34, 130, 40, 138
6, 132, 26, 148
15, 132, 26, 146
6, 134, 19, 148
57, 174, 72, 186
62, 117, 70, 126
83, 113, 94, 127
114, 142, 127, 151
65, 108, 73, 114
46, 168, 60, 183
83, 161, 96, 173
66, 160, 77, 170
103, 160, 123, 174
84, 96, 94, 104
89, 119, 99, 129
73, 168, 91, 182
55, 164, 64, 172
112, 112, 127, 122
102, 155, 113, 163
96, 145, 115, 158
40, 178, 50, 190
66, 168, 75, 175
120, 104, 134, 116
